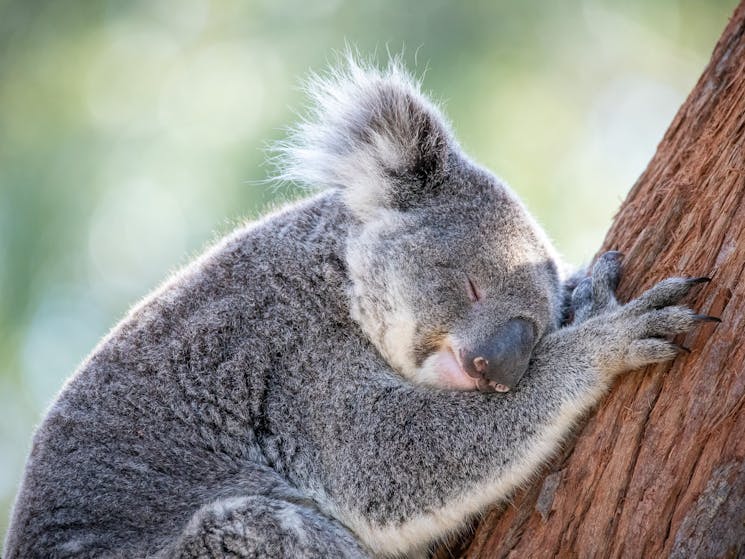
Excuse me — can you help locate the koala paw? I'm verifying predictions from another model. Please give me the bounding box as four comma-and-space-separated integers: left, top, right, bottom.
570, 253, 719, 377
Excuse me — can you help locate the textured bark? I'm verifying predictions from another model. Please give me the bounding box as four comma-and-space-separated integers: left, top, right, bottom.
436, 3, 745, 558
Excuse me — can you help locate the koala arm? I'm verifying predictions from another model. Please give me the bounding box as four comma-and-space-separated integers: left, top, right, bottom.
311, 256, 710, 557
318, 336, 597, 556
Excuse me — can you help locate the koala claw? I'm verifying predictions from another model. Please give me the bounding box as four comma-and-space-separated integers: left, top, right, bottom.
625, 276, 711, 315
692, 314, 721, 323
624, 338, 682, 369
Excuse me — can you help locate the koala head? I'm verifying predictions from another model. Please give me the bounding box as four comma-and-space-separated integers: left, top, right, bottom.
277, 57, 566, 392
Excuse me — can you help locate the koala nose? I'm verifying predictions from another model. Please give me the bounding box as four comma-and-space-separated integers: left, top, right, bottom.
464, 318, 536, 392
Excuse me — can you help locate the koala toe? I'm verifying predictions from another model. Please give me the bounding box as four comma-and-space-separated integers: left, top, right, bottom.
571, 276, 592, 308
571, 252, 622, 324
571, 277, 593, 323
592, 251, 623, 296
588, 251, 622, 313
625, 338, 681, 369
626, 276, 710, 314
635, 306, 699, 338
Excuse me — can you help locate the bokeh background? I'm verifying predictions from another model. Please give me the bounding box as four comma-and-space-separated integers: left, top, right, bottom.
0, 0, 736, 542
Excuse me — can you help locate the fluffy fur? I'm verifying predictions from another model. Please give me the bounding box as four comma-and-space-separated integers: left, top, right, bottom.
274, 57, 453, 217
5, 59, 702, 558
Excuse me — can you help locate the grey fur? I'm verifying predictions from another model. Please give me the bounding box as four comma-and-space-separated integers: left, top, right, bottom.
4, 59, 704, 558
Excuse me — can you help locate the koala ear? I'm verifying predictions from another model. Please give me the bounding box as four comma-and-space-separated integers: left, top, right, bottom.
274, 56, 454, 217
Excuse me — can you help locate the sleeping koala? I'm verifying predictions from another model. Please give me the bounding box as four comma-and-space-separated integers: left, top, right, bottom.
5, 59, 713, 558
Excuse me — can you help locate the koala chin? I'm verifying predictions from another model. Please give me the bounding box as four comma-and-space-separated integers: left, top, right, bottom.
5, 56, 711, 559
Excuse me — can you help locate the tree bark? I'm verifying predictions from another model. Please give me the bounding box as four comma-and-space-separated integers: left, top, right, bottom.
436, 2, 745, 557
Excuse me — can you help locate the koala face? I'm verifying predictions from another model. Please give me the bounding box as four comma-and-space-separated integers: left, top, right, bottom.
346, 165, 562, 392
276, 57, 565, 391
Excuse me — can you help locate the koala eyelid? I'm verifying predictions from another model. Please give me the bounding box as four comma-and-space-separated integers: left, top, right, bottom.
466, 275, 482, 303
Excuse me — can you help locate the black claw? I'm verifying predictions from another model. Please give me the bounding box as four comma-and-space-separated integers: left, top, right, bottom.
693, 314, 722, 323
688, 277, 712, 285
674, 344, 692, 354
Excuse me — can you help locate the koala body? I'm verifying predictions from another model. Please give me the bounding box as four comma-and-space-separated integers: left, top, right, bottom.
5, 60, 704, 558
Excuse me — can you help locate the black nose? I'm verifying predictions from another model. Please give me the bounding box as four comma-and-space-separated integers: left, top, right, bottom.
464, 318, 535, 392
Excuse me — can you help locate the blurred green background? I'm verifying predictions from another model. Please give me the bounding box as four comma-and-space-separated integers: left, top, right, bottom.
0, 0, 736, 543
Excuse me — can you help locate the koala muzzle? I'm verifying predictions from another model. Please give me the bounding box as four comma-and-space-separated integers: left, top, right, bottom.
463, 318, 535, 393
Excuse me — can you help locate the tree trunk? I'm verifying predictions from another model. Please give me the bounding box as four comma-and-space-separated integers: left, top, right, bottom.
436, 2, 745, 557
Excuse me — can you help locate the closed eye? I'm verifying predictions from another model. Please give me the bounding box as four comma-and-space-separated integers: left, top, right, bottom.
466, 275, 482, 303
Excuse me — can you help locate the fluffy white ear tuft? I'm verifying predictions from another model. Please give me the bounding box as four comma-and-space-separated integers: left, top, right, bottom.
273, 55, 455, 217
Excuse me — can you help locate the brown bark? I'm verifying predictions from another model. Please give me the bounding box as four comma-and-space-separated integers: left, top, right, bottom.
436, 3, 745, 558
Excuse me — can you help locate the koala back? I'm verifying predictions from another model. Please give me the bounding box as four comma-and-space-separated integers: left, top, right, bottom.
4, 192, 368, 557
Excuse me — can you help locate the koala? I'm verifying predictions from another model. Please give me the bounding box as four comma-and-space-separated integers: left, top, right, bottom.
4, 58, 715, 558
